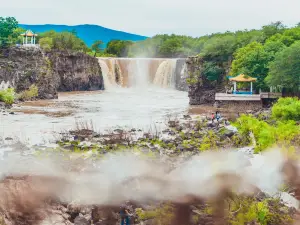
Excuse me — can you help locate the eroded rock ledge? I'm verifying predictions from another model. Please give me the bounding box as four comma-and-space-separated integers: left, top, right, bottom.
0, 47, 104, 99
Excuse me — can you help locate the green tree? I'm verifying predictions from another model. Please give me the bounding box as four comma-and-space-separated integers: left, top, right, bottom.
8, 27, 25, 44
231, 42, 272, 91
40, 30, 88, 52
201, 35, 237, 61
266, 41, 300, 92
0, 17, 18, 44
39, 37, 53, 51
91, 40, 104, 57
105, 40, 133, 57
262, 21, 285, 39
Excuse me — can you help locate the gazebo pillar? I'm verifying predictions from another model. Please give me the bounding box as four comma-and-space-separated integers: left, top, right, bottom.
233, 81, 237, 93
250, 82, 253, 94
25, 36, 28, 45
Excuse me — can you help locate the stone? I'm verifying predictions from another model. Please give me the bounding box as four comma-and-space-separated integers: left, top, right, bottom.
9, 112, 14, 115
74, 216, 89, 225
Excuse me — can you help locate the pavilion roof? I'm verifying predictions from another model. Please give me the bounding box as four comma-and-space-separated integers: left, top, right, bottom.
20, 30, 38, 37
229, 74, 257, 82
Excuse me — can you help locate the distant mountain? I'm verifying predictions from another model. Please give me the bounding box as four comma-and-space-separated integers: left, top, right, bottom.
19, 24, 148, 47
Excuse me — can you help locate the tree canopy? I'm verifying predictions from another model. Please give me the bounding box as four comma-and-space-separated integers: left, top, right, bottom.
0, 17, 19, 44
91, 40, 104, 56
39, 30, 88, 52
266, 41, 300, 91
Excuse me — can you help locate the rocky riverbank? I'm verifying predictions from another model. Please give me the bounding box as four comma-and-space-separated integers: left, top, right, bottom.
0, 109, 299, 225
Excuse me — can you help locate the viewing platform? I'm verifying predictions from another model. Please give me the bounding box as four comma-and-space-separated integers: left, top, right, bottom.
215, 92, 282, 101
216, 74, 282, 102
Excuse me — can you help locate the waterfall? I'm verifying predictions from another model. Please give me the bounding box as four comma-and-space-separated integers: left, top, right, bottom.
97, 57, 187, 91
128, 59, 150, 88
98, 59, 113, 89
153, 60, 177, 88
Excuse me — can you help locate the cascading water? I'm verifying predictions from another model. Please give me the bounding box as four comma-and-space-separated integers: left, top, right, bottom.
97, 59, 114, 89
97, 58, 188, 91
153, 59, 177, 89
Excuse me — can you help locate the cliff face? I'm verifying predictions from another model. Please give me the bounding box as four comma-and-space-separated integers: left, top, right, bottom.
0, 47, 104, 99
47, 51, 103, 92
186, 56, 228, 105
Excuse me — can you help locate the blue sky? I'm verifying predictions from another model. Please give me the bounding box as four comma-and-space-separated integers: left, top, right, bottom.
1, 0, 300, 37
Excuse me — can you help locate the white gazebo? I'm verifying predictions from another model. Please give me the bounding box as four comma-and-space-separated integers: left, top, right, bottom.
229, 74, 257, 95
21, 30, 38, 45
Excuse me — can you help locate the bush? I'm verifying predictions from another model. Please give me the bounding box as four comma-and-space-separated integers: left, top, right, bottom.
234, 114, 300, 152
0, 88, 15, 105
272, 97, 300, 121
39, 37, 53, 51
17, 84, 39, 101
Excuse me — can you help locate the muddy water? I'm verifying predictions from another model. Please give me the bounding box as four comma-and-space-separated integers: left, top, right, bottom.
0, 88, 188, 146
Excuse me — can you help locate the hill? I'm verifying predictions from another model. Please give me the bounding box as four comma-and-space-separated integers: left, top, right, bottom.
19, 24, 148, 47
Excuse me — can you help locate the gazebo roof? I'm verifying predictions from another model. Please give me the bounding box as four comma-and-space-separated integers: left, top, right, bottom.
229, 74, 257, 82
21, 30, 38, 37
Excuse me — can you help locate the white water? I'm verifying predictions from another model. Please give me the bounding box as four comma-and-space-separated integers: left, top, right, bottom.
97, 57, 184, 89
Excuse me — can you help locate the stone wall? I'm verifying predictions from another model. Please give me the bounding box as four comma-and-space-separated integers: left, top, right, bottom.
0, 47, 104, 99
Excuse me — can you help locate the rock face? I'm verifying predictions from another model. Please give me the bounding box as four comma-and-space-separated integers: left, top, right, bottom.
47, 51, 103, 92
186, 56, 227, 105
0, 47, 104, 99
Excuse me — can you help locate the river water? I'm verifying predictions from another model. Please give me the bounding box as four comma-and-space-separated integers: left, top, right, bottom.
0, 87, 189, 146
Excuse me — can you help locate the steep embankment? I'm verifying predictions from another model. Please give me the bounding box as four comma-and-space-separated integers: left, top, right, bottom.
0, 47, 104, 99
186, 56, 227, 105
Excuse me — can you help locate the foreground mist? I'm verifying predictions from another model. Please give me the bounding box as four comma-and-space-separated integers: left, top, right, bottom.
0, 149, 297, 206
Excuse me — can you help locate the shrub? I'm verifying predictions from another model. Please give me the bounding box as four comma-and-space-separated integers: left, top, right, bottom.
272, 97, 300, 121
234, 114, 300, 152
0, 88, 15, 105
17, 84, 38, 101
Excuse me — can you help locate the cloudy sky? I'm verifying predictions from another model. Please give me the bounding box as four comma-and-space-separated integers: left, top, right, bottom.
1, 0, 299, 37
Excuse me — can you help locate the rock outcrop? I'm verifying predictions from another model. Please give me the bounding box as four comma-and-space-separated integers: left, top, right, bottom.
186, 56, 227, 105
0, 47, 104, 99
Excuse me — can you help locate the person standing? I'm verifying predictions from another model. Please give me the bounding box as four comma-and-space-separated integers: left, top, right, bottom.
216, 111, 221, 123
120, 205, 130, 225
211, 112, 215, 123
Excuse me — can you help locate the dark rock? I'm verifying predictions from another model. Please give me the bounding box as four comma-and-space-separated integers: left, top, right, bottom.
0, 47, 104, 100
9, 112, 14, 115
114, 129, 124, 133
5, 137, 13, 141
74, 216, 89, 225
183, 115, 192, 120
186, 56, 228, 105
168, 121, 176, 128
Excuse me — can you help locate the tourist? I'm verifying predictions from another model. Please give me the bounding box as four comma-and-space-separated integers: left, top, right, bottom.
216, 111, 221, 123
120, 205, 130, 225
211, 112, 215, 123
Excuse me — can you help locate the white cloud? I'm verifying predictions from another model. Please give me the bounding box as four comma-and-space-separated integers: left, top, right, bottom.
0, 0, 299, 36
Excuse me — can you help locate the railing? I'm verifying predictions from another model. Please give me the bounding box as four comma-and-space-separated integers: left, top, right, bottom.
260, 92, 282, 99
215, 93, 261, 101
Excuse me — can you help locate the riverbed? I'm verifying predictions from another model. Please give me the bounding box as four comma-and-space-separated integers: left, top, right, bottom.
0, 87, 189, 146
